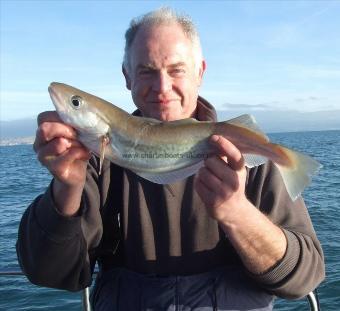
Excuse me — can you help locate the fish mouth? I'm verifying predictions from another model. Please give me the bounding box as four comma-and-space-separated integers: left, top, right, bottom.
48, 84, 64, 111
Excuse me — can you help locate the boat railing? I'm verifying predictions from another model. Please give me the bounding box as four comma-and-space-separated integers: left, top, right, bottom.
0, 269, 320, 311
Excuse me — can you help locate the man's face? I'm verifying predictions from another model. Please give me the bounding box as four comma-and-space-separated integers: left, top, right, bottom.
124, 23, 206, 121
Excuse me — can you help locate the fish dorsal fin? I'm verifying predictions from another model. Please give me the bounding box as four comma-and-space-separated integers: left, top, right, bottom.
140, 117, 161, 124
135, 117, 200, 130
168, 118, 200, 125
135, 161, 204, 184
225, 114, 269, 140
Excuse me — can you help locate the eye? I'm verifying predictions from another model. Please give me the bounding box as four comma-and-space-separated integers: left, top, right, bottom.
138, 69, 153, 76
169, 68, 185, 76
70, 95, 83, 109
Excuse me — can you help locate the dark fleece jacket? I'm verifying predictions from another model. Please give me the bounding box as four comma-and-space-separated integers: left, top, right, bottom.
17, 96, 325, 299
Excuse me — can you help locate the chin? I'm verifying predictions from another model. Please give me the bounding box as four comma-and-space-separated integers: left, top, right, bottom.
150, 111, 176, 122
159, 114, 182, 122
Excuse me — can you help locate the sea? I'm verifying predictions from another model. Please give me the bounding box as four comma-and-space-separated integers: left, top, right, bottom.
0, 130, 339, 310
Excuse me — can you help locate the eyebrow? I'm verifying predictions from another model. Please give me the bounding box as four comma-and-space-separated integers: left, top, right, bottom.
168, 62, 186, 69
136, 64, 157, 71
136, 62, 187, 71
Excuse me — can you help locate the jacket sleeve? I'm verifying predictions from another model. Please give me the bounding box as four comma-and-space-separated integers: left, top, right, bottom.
16, 157, 111, 292
245, 161, 325, 299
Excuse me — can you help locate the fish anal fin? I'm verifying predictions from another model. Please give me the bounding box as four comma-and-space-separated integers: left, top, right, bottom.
135, 161, 204, 184
243, 153, 268, 168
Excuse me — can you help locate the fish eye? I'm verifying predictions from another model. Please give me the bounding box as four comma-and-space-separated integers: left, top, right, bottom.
70, 95, 83, 109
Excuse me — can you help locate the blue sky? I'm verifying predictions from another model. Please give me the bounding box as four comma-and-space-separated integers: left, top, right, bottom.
1, 0, 340, 121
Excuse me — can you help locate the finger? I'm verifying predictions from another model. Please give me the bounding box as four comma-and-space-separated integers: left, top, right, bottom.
37, 111, 63, 125
197, 166, 224, 193
56, 146, 91, 164
204, 156, 235, 183
210, 135, 245, 171
49, 147, 91, 179
34, 121, 77, 153
201, 160, 240, 196
37, 137, 89, 166
194, 175, 217, 207
37, 137, 84, 161
37, 137, 71, 163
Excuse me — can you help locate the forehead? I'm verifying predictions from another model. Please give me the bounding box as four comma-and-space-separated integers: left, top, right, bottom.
129, 22, 195, 68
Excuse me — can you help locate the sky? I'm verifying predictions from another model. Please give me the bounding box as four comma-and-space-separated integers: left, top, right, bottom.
1, 0, 340, 121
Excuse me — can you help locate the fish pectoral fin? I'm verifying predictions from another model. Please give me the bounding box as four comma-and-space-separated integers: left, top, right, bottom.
135, 161, 204, 184
243, 153, 268, 168
99, 135, 110, 175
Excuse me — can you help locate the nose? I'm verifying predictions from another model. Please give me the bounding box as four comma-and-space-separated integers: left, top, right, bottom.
152, 71, 172, 93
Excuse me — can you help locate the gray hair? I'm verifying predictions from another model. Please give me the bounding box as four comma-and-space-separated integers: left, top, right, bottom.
123, 7, 203, 73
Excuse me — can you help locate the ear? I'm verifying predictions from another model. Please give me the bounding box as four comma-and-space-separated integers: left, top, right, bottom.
197, 60, 206, 86
122, 65, 131, 90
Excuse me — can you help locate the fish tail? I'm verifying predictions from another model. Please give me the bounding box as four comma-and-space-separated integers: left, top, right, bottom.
273, 145, 322, 201
219, 115, 321, 200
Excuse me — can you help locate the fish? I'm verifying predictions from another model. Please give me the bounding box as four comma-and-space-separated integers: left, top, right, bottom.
48, 82, 321, 201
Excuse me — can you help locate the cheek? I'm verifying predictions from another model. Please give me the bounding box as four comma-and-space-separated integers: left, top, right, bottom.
132, 80, 150, 98
131, 84, 149, 113
175, 77, 199, 100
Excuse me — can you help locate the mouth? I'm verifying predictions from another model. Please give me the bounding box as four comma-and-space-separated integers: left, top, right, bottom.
149, 99, 178, 106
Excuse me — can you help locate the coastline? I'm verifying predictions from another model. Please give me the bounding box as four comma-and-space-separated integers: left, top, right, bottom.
0, 136, 35, 147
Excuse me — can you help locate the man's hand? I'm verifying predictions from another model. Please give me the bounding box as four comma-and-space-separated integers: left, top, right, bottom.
33, 111, 91, 216
194, 135, 248, 223
195, 135, 287, 274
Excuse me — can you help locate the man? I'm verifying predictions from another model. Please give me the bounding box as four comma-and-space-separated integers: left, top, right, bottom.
17, 8, 325, 310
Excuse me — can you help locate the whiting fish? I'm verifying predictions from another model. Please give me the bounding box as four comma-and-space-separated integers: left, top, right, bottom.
48, 82, 321, 201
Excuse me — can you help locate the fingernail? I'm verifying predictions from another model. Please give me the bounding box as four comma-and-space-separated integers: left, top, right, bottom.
67, 128, 76, 138
210, 135, 220, 143
63, 138, 71, 148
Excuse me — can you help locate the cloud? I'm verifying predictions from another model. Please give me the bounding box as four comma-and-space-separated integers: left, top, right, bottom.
222, 103, 271, 110
266, 24, 299, 48
297, 4, 334, 27
0, 90, 48, 103
217, 108, 340, 133
294, 96, 323, 103
265, 3, 336, 48
286, 65, 340, 79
